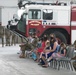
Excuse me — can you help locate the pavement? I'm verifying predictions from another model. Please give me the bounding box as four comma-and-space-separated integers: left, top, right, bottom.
0, 44, 76, 75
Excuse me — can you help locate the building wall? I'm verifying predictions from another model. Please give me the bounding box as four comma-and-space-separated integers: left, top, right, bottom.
0, 0, 18, 6
2, 7, 18, 26
0, 0, 18, 26
0, 0, 19, 44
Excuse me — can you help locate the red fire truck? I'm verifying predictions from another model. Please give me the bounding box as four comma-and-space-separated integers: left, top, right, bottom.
15, 2, 76, 44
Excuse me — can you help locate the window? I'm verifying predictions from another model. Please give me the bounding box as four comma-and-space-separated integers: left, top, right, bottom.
29, 28, 36, 34
28, 9, 41, 19
43, 9, 53, 20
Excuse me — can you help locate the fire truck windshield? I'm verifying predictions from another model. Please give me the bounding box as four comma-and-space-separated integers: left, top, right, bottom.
28, 9, 41, 19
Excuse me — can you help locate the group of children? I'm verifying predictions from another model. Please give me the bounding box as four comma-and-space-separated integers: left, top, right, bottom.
35, 34, 67, 67
19, 33, 76, 70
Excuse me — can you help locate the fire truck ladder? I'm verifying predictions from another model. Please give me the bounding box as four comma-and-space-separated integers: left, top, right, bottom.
9, 30, 28, 43
9, 29, 37, 48
18, 1, 67, 9
18, 2, 55, 8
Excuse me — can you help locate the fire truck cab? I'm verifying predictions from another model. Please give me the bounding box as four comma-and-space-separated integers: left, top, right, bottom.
16, 2, 76, 44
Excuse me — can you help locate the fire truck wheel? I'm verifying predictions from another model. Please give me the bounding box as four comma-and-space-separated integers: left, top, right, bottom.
54, 31, 67, 44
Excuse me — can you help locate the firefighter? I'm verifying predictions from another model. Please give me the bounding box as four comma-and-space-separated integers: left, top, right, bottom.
32, 34, 39, 50
19, 33, 38, 58
0, 26, 4, 47
19, 34, 32, 58
5, 28, 11, 46
19, 42, 32, 58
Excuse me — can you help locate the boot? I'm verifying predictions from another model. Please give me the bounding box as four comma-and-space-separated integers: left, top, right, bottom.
71, 56, 76, 60
19, 54, 25, 58
73, 62, 76, 71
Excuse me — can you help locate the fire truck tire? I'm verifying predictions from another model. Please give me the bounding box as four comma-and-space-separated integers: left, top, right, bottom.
53, 31, 67, 44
